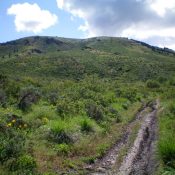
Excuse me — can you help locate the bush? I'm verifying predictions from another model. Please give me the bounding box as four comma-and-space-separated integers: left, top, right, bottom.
108, 107, 121, 123
159, 137, 175, 168
86, 102, 104, 122
146, 80, 160, 88
49, 121, 74, 144
56, 100, 75, 118
0, 89, 6, 107
18, 86, 41, 111
169, 103, 175, 115
116, 88, 138, 102
96, 143, 109, 158
55, 144, 71, 156
0, 125, 25, 163
16, 155, 36, 172
169, 78, 175, 86
0, 74, 8, 88
80, 118, 93, 133
47, 91, 58, 105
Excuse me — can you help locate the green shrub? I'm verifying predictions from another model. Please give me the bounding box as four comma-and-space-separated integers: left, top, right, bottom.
0, 125, 25, 163
159, 137, 175, 168
0, 89, 6, 107
18, 86, 41, 111
169, 103, 175, 115
49, 121, 74, 144
56, 100, 75, 118
116, 88, 138, 102
108, 107, 121, 123
47, 91, 58, 105
55, 144, 71, 156
169, 78, 175, 86
86, 102, 104, 122
80, 118, 93, 133
16, 155, 36, 172
146, 80, 160, 88
157, 76, 167, 83
96, 143, 109, 158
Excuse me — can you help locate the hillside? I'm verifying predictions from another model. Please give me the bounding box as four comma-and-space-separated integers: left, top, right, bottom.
0, 36, 175, 175
0, 36, 175, 81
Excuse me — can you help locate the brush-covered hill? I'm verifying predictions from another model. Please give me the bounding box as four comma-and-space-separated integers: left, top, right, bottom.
0, 36, 175, 81
0, 36, 175, 175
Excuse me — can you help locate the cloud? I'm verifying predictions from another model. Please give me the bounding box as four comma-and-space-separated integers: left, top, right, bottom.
7, 3, 58, 33
56, 0, 175, 49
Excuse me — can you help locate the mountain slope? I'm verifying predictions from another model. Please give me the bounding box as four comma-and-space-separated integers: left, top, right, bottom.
0, 36, 175, 81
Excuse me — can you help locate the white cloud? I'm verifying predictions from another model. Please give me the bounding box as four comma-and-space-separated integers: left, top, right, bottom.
150, 0, 175, 17
7, 3, 58, 33
56, 0, 175, 50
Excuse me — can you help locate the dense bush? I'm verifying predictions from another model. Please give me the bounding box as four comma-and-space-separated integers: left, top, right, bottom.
18, 86, 41, 111
169, 102, 175, 115
86, 102, 104, 122
55, 144, 71, 156
0, 124, 25, 163
49, 121, 74, 144
169, 77, 175, 86
159, 137, 175, 169
116, 88, 138, 102
80, 118, 94, 133
146, 80, 160, 88
16, 154, 36, 172
0, 89, 6, 107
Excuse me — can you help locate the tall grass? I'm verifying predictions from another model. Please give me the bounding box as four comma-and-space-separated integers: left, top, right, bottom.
158, 100, 175, 172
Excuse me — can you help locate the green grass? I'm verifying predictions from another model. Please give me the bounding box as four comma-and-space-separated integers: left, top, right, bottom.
0, 36, 175, 174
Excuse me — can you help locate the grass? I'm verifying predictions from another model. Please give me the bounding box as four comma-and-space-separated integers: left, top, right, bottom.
0, 36, 175, 174
158, 98, 175, 173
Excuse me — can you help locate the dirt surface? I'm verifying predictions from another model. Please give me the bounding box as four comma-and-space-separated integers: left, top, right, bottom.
88, 100, 159, 175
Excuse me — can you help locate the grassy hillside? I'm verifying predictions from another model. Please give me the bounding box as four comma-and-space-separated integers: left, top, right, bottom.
0, 36, 175, 80
0, 36, 175, 174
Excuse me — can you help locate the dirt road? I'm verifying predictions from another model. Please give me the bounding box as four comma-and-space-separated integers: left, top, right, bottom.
89, 100, 159, 175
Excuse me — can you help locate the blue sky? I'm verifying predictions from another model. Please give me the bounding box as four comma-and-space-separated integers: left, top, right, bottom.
1, 0, 175, 50
0, 0, 85, 42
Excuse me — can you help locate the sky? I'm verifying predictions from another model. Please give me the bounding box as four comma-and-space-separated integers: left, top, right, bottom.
1, 0, 175, 50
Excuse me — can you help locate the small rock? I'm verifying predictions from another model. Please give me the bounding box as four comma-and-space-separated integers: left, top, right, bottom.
97, 167, 106, 172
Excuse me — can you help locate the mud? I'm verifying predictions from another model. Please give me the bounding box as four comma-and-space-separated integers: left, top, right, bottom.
89, 100, 159, 175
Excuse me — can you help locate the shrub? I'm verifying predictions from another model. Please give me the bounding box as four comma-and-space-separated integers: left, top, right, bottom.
0, 126, 25, 163
49, 121, 74, 144
146, 80, 160, 88
169, 77, 175, 86
157, 76, 167, 83
18, 86, 41, 111
108, 107, 121, 123
86, 102, 104, 122
55, 144, 71, 156
0, 74, 8, 88
116, 88, 138, 102
80, 118, 93, 133
47, 91, 58, 105
0, 89, 6, 107
159, 137, 175, 168
169, 103, 175, 115
16, 155, 36, 172
56, 100, 74, 118
96, 143, 109, 158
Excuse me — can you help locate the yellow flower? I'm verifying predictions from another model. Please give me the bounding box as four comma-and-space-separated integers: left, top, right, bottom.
12, 119, 16, 123
42, 117, 49, 124
7, 123, 12, 127
24, 124, 27, 128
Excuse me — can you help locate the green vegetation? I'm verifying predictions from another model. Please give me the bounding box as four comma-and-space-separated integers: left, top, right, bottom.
0, 36, 175, 174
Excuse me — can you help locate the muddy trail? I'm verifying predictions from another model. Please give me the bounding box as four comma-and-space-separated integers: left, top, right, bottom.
88, 100, 159, 175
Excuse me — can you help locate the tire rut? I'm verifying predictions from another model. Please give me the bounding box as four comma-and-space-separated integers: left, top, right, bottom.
88, 100, 159, 175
